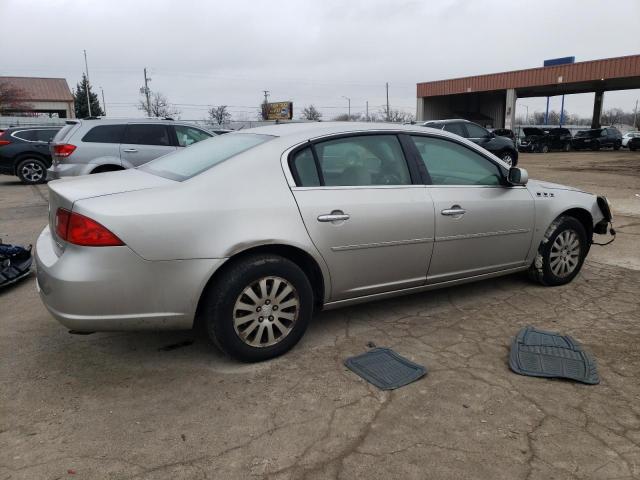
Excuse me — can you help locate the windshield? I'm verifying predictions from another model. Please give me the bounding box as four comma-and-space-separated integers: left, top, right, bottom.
575, 130, 600, 138
140, 133, 274, 181
522, 128, 544, 136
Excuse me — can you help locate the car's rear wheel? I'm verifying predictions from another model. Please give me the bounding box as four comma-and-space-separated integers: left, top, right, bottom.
590, 141, 600, 151
528, 216, 588, 286
613, 143, 621, 151
16, 157, 47, 184
201, 254, 313, 362
540, 144, 549, 154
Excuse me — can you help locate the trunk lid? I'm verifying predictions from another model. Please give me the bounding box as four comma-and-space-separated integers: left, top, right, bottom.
47, 169, 174, 252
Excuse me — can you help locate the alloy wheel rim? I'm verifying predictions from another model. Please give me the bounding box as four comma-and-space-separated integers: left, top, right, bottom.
233, 276, 300, 348
21, 161, 43, 182
502, 154, 513, 166
550, 229, 581, 278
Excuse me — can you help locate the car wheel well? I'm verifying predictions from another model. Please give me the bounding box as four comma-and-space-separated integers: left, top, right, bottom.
560, 208, 593, 242
91, 164, 124, 174
194, 244, 326, 330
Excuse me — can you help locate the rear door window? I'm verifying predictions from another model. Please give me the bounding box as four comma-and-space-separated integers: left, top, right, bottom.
313, 135, 411, 187
291, 147, 321, 187
82, 124, 125, 143
174, 125, 212, 146
123, 124, 171, 146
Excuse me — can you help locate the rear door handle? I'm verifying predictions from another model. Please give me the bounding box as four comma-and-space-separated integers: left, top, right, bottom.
441, 205, 466, 216
123, 148, 138, 153
318, 211, 350, 222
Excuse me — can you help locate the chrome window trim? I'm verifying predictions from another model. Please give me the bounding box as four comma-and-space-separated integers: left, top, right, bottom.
11, 129, 59, 143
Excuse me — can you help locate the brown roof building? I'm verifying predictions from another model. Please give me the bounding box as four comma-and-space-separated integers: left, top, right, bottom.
416, 55, 640, 129
0, 76, 75, 118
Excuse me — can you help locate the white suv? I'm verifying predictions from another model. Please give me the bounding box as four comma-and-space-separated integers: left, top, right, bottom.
48, 118, 214, 179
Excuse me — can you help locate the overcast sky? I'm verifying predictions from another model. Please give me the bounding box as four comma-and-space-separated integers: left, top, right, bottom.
1, 0, 639, 122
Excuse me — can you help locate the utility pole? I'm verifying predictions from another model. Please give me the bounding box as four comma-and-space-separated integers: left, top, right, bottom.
342, 96, 351, 120
263, 90, 270, 104
83, 49, 92, 117
386, 82, 390, 121
634, 99, 638, 129
262, 90, 270, 120
100, 87, 106, 116
142, 68, 152, 116
366, 101, 369, 122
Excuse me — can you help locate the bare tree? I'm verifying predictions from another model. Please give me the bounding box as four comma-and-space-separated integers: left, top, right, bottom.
207, 105, 231, 126
300, 104, 322, 121
378, 107, 414, 123
331, 113, 360, 121
0, 81, 32, 114
138, 91, 180, 118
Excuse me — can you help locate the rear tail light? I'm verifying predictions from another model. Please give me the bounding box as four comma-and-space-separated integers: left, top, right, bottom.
55, 208, 124, 247
52, 143, 76, 158
0, 139, 10, 146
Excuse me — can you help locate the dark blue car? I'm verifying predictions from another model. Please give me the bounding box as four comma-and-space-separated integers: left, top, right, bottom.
0, 126, 61, 184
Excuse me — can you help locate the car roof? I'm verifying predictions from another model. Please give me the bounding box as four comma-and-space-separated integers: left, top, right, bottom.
241, 121, 450, 139
4, 125, 61, 131
422, 119, 469, 124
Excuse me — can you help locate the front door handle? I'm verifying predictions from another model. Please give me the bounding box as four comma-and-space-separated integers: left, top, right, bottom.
123, 148, 138, 153
318, 210, 350, 222
441, 205, 466, 216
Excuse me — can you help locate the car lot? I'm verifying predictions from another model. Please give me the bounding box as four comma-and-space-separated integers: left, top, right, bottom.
1, 150, 639, 479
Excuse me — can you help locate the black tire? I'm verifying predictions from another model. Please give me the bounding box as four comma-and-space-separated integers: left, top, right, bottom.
201, 254, 313, 362
16, 157, 47, 184
590, 141, 600, 151
528, 216, 588, 287
563, 142, 571, 152
540, 144, 549, 154
500, 150, 516, 166
613, 143, 621, 151
630, 145, 637, 151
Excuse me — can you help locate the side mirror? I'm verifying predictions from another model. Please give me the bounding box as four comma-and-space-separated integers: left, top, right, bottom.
508, 167, 528, 185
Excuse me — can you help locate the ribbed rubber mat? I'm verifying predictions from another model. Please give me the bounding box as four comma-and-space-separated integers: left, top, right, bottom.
0, 256, 32, 288
344, 348, 427, 390
509, 326, 599, 385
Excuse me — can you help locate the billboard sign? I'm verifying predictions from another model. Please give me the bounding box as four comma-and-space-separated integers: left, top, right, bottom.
543, 56, 575, 67
263, 101, 293, 120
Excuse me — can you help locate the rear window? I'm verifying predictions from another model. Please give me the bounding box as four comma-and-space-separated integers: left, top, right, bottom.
53, 123, 79, 143
123, 124, 171, 146
12, 130, 38, 141
82, 125, 125, 143
140, 133, 273, 181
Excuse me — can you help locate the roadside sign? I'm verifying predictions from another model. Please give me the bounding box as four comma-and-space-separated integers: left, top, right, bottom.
263, 101, 293, 120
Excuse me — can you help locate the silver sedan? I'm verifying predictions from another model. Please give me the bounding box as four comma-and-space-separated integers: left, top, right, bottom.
35, 123, 613, 361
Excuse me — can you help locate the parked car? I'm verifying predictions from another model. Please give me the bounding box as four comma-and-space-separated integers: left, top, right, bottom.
47, 118, 214, 179
492, 128, 516, 143
210, 128, 232, 135
621, 131, 640, 148
0, 126, 62, 184
571, 127, 622, 151
628, 136, 640, 151
421, 119, 518, 166
35, 123, 612, 362
518, 127, 572, 153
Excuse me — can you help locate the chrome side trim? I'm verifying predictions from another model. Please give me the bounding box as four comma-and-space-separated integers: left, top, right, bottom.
322, 265, 529, 310
331, 237, 434, 252
435, 228, 530, 242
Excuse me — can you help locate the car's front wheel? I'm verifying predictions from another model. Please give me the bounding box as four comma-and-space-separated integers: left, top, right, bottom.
539, 144, 550, 154
563, 142, 571, 152
16, 157, 47, 184
500, 150, 516, 166
201, 254, 314, 362
529, 216, 588, 286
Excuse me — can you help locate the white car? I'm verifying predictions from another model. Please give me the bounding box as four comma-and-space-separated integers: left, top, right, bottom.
622, 131, 640, 148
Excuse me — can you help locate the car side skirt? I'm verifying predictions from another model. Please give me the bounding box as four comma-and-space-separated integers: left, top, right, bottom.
322, 264, 529, 310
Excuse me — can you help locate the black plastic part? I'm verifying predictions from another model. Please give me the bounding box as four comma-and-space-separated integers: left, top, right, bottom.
344, 347, 427, 390
509, 326, 599, 385
0, 244, 33, 288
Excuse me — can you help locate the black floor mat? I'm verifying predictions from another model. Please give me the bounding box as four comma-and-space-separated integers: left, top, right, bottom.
509, 326, 599, 385
344, 347, 427, 390
0, 255, 32, 288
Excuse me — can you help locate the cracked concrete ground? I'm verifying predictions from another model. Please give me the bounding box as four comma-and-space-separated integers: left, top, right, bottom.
1, 150, 639, 480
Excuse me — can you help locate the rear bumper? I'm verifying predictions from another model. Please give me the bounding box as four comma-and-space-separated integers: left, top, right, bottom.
47, 162, 94, 180
35, 225, 225, 331
518, 143, 536, 152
